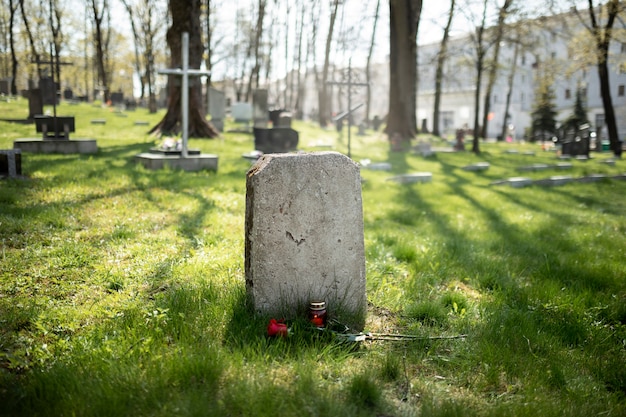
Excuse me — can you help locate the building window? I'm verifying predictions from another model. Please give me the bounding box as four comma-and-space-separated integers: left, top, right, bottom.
565, 89, 571, 99
619, 85, 625, 97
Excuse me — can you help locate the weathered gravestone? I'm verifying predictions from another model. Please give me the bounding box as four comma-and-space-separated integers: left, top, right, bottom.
245, 151, 367, 329
208, 87, 226, 132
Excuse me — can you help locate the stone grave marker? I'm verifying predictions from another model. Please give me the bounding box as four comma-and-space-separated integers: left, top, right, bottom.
507, 177, 532, 188
387, 172, 433, 184
252, 89, 269, 128
462, 162, 490, 171
360, 159, 392, 171
208, 87, 226, 132
518, 163, 549, 172
231, 102, 253, 130
245, 151, 366, 329
415, 141, 434, 157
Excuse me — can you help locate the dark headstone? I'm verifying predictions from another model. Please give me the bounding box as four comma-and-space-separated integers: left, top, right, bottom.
0, 79, 10, 95
0, 149, 21, 177
253, 127, 299, 153
110, 92, 124, 105
371, 115, 382, 131
39, 77, 59, 105
63, 88, 73, 100
35, 115, 75, 140
125, 99, 137, 111
28, 89, 43, 119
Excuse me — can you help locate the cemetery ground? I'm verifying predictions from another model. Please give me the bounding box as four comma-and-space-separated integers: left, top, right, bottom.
1, 98, 625, 416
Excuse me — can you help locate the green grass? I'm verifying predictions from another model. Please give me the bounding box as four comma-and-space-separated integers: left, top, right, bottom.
1, 97, 625, 416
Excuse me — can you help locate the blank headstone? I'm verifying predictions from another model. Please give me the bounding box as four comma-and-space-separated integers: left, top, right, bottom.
245, 151, 366, 329
208, 87, 226, 132
231, 102, 253, 123
387, 172, 433, 184
463, 162, 490, 171
535, 175, 573, 186
252, 89, 269, 128
508, 177, 532, 188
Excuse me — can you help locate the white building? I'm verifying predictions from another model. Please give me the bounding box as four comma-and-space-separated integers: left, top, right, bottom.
417, 9, 626, 141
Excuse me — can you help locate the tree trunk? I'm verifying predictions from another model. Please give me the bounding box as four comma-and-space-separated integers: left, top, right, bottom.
91, 0, 110, 102
471, 0, 488, 154
150, 0, 218, 138
385, 0, 422, 148
433, 0, 455, 137
500, 40, 519, 142
588, 0, 621, 157
9, 0, 18, 95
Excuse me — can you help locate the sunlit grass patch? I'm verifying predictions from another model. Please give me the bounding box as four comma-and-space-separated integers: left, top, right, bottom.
1, 99, 625, 416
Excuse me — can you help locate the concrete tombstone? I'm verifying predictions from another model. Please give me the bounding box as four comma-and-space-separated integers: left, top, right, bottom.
252, 89, 269, 128
208, 87, 226, 132
245, 151, 366, 329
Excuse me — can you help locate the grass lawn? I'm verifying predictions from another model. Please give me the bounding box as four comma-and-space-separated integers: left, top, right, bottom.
1, 97, 625, 416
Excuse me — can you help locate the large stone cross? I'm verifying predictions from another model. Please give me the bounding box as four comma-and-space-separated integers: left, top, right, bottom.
158, 32, 210, 158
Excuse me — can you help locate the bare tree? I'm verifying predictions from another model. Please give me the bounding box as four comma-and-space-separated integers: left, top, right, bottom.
480, 0, 514, 140
574, 0, 624, 157
8, 0, 18, 94
150, 0, 218, 138
121, 0, 161, 112
318, 0, 341, 127
48, 0, 63, 82
365, 0, 381, 124
90, 0, 111, 102
432, 0, 455, 137
245, 0, 266, 101
385, 0, 422, 148
470, 0, 488, 153
19, 0, 43, 79
293, 1, 307, 118
500, 39, 519, 142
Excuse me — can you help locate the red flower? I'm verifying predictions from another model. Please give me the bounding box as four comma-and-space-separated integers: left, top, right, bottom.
267, 319, 288, 337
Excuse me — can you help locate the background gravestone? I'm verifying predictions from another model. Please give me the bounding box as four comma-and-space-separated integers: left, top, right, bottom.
245, 152, 366, 329
208, 87, 226, 132
252, 89, 269, 128
232, 102, 253, 123
40, 77, 58, 105
0, 78, 10, 95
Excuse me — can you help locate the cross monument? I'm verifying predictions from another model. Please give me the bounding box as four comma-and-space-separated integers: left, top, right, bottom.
158, 32, 210, 158
328, 59, 369, 158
